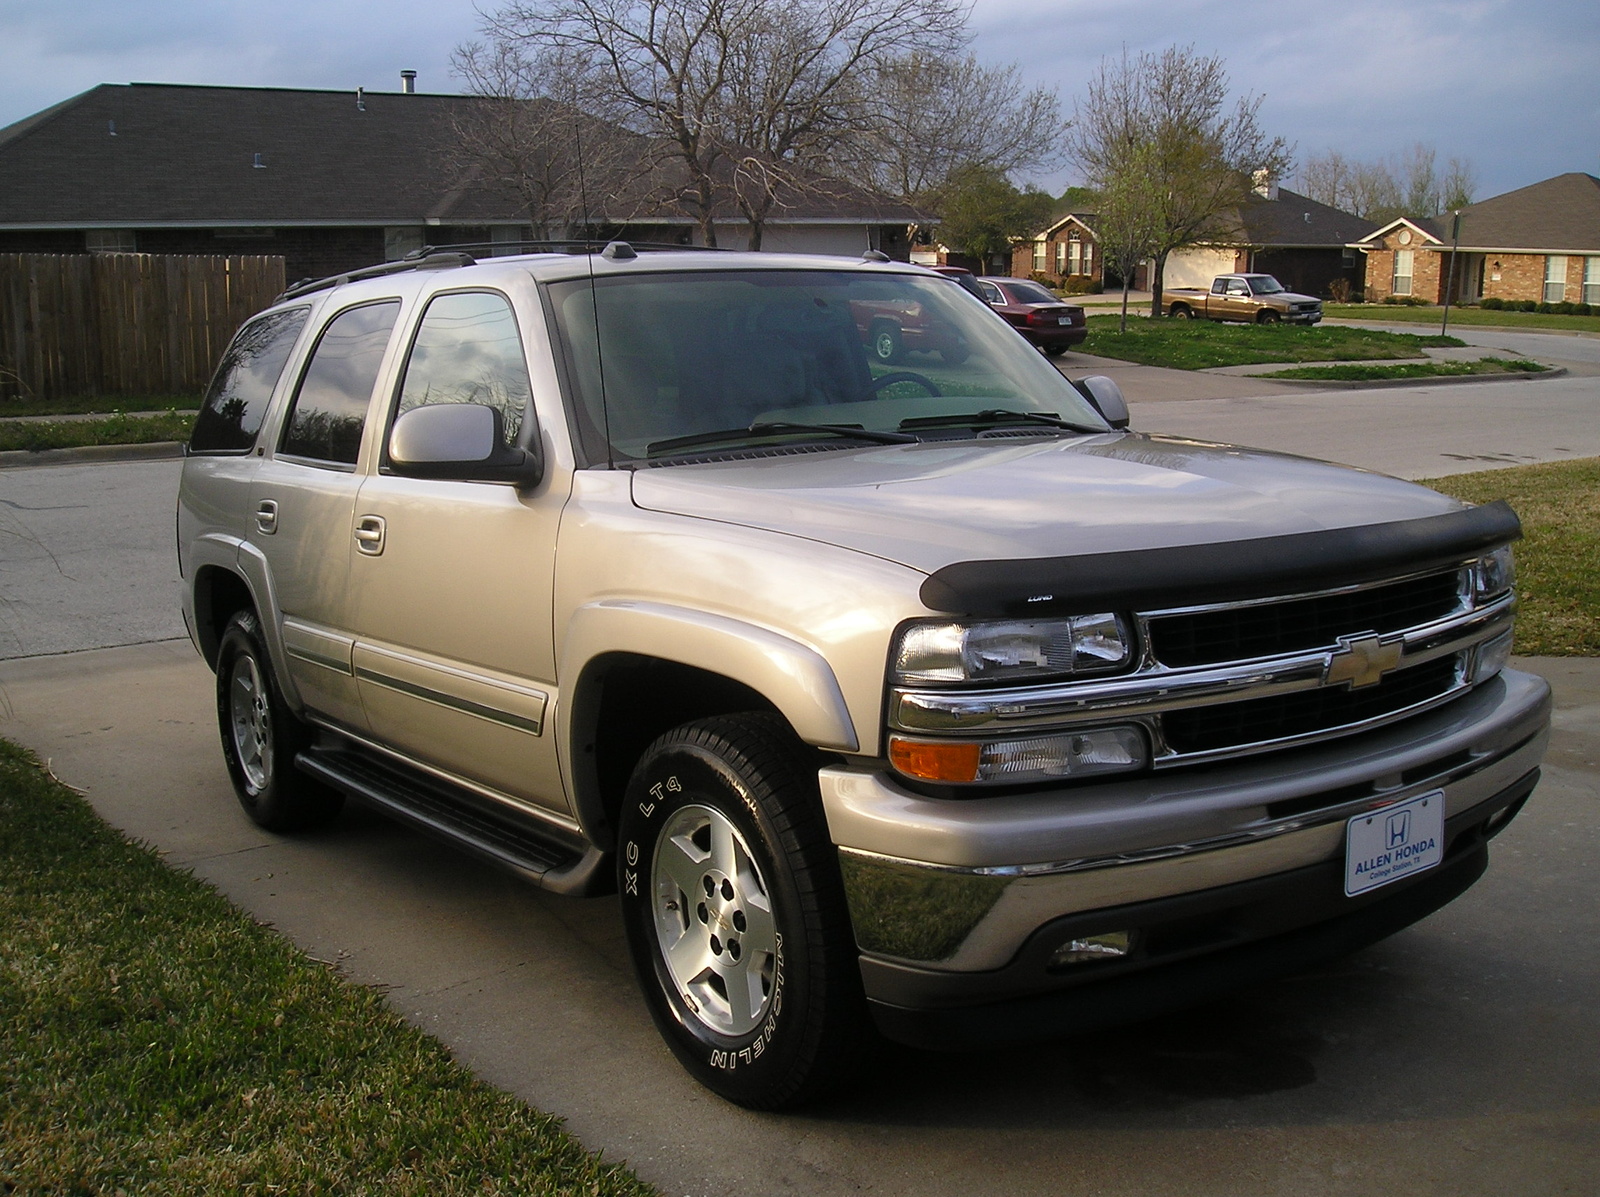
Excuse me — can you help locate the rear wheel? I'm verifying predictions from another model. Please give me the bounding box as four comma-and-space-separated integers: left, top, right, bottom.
617, 713, 872, 1109
1169, 304, 1194, 319
215, 610, 343, 831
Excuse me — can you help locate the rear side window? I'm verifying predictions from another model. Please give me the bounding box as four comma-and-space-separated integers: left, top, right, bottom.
280, 301, 400, 464
190, 307, 308, 453
394, 291, 529, 446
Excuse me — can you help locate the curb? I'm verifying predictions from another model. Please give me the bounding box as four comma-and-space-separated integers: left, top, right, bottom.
1249, 366, 1567, 390
0, 441, 184, 470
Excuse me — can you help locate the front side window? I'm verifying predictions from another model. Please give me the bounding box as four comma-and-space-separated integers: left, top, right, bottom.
190, 307, 308, 453
1545, 256, 1568, 303
393, 291, 530, 447
1392, 249, 1414, 296
280, 301, 400, 464
545, 268, 1107, 463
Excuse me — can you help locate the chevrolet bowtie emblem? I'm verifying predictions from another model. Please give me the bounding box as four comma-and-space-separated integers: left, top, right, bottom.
1324, 634, 1404, 689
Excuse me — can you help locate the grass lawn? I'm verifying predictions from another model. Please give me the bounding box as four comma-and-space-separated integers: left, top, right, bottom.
0, 737, 657, 1196
0, 411, 194, 453
1423, 457, 1600, 656
1326, 304, 1600, 333
0, 395, 201, 418
1079, 315, 1464, 370
1268, 357, 1548, 381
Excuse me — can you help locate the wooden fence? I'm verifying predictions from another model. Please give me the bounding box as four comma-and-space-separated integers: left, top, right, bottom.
0, 252, 286, 401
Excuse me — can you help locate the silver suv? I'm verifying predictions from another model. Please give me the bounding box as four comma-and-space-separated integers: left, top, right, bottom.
178, 244, 1549, 1109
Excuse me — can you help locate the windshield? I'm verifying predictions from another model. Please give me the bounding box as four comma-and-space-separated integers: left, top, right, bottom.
546, 269, 1107, 462
1247, 276, 1286, 294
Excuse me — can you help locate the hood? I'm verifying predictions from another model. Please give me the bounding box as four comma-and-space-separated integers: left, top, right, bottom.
629, 432, 1463, 575
1278, 291, 1321, 305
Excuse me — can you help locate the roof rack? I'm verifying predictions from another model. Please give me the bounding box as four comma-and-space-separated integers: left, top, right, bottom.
275, 251, 476, 302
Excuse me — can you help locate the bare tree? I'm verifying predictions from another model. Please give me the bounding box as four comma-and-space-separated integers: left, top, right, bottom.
842, 53, 1067, 206
473, 0, 965, 249
1069, 46, 1294, 318
1298, 143, 1475, 222
449, 39, 635, 237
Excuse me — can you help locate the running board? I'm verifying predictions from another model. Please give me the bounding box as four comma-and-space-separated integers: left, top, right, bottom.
296, 745, 610, 897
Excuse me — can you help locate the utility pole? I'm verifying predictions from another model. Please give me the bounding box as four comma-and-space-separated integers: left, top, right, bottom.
1441, 210, 1462, 336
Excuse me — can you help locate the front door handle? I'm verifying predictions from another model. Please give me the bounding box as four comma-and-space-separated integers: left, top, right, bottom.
255, 500, 278, 535
354, 514, 386, 556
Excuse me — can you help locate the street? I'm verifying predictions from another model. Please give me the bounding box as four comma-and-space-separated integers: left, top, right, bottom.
1, 357, 1597, 1195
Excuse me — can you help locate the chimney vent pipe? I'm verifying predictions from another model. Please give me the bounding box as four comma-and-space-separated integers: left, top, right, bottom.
400, 70, 417, 94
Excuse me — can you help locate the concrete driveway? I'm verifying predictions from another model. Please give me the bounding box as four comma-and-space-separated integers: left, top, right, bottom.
2, 354, 1597, 1194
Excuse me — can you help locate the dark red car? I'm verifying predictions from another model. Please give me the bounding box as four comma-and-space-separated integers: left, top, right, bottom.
974, 277, 1087, 355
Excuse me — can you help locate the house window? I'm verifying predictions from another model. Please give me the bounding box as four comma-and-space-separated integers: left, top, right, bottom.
1068, 237, 1082, 276
1392, 249, 1413, 296
1083, 241, 1093, 275
1585, 257, 1600, 306
1032, 241, 1046, 272
85, 229, 136, 253
1545, 256, 1568, 303
1055, 242, 1067, 273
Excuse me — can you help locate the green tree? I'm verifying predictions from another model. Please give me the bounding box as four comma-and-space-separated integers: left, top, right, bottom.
934, 165, 1056, 265
1093, 143, 1162, 332
1069, 46, 1293, 318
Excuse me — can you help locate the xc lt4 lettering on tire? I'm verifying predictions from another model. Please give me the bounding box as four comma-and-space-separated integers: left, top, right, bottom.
618, 713, 871, 1109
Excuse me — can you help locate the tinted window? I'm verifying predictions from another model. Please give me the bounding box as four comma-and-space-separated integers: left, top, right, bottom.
189, 308, 308, 453
394, 292, 529, 446
1004, 280, 1059, 305
280, 301, 400, 464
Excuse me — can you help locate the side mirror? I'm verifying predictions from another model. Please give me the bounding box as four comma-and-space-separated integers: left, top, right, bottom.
1072, 375, 1130, 430
388, 403, 543, 485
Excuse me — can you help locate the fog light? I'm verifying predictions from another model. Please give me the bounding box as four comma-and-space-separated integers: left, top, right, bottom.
1050, 930, 1134, 968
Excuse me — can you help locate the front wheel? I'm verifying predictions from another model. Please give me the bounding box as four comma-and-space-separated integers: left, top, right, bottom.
617, 714, 871, 1109
215, 610, 343, 831
1257, 309, 1281, 324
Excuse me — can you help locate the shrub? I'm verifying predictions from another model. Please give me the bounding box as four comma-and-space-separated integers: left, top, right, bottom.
1517, 300, 1539, 312
1382, 294, 1428, 306
1060, 274, 1103, 295
1579, 303, 1594, 316
1328, 278, 1352, 303
1482, 296, 1504, 309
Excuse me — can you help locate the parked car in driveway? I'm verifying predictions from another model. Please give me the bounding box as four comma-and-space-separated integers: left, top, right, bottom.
178, 242, 1547, 1111
974, 277, 1088, 354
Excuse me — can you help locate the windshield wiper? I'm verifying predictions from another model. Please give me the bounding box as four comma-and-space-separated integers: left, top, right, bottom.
898, 409, 1101, 434
647, 421, 918, 456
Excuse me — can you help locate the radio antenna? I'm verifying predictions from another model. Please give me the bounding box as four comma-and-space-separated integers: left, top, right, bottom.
571, 93, 615, 469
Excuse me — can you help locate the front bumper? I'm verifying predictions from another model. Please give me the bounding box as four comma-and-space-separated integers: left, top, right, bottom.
818, 668, 1549, 1039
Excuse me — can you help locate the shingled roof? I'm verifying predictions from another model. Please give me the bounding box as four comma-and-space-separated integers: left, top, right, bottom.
1421, 172, 1600, 253
0, 82, 915, 229
1236, 186, 1375, 248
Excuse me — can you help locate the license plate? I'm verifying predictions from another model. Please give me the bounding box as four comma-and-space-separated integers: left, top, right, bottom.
1345, 790, 1444, 897
1057, 316, 1071, 325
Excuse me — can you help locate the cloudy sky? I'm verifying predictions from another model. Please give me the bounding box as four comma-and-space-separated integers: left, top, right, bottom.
2, 0, 1595, 201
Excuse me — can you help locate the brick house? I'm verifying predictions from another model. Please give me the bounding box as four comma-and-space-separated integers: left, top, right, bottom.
1354, 173, 1600, 305
1013, 182, 1371, 297
0, 82, 915, 281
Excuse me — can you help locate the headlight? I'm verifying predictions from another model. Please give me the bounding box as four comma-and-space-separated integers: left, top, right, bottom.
893, 614, 1132, 685
1475, 545, 1515, 600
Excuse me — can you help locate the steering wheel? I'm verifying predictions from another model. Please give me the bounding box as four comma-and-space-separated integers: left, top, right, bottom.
869, 370, 942, 397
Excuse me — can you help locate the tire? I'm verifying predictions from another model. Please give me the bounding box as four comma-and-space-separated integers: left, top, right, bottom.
1169, 304, 1193, 319
1043, 344, 1068, 357
870, 321, 904, 364
617, 713, 872, 1109
1257, 309, 1281, 324
215, 610, 343, 831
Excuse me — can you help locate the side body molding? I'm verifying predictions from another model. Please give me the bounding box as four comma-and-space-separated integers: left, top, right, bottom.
559, 600, 860, 754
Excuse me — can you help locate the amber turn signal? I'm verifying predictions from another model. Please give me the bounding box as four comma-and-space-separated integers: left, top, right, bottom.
888, 736, 982, 783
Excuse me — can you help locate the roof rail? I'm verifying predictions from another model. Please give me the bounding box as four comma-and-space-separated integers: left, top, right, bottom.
413, 239, 727, 258
274, 250, 477, 303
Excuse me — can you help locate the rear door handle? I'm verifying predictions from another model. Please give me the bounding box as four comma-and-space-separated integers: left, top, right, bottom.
354, 514, 386, 556
255, 500, 278, 535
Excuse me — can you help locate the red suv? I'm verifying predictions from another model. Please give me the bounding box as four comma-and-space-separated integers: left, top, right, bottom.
975, 278, 1087, 356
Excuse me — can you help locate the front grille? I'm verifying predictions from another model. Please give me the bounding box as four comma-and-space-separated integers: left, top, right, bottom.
1162, 655, 1460, 755
1147, 571, 1463, 668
